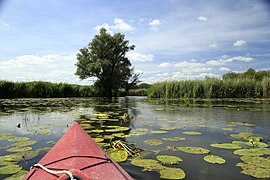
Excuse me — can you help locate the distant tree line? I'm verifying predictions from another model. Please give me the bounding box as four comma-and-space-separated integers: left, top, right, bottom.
148, 68, 270, 99
0, 81, 95, 99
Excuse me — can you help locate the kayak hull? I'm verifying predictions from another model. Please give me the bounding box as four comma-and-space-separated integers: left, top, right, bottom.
23, 122, 132, 180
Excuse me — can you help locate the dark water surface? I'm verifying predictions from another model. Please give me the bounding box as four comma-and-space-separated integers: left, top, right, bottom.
0, 97, 269, 179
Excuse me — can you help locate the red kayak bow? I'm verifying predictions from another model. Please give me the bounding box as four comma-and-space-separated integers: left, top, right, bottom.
23, 122, 132, 180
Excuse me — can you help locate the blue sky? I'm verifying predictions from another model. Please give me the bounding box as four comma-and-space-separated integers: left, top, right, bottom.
0, 0, 270, 84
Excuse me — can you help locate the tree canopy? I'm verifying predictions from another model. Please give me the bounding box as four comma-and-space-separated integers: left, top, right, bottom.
75, 28, 139, 97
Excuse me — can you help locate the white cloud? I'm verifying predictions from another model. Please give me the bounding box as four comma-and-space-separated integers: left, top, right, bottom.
149, 19, 161, 30
218, 67, 231, 71
233, 40, 247, 47
198, 16, 208, 21
206, 56, 254, 66
209, 42, 218, 48
174, 61, 205, 68
149, 19, 161, 26
157, 72, 170, 77
157, 62, 172, 68
112, 18, 134, 31
127, 52, 154, 62
94, 18, 134, 32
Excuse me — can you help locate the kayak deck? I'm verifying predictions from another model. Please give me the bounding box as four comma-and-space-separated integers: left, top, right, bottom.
23, 122, 132, 180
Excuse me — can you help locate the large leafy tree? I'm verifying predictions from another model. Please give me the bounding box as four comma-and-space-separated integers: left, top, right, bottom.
75, 28, 139, 97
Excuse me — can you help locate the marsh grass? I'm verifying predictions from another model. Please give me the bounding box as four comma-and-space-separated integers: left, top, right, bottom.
148, 78, 270, 99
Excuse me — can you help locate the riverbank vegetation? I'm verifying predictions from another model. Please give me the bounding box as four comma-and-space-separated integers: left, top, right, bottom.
148, 68, 270, 99
0, 81, 94, 98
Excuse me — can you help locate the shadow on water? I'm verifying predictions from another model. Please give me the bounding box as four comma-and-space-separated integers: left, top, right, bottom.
0, 97, 270, 179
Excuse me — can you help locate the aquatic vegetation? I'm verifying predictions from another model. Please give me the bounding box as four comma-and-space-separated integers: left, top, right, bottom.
7, 137, 30, 142
1, 154, 23, 162
0, 165, 22, 174
233, 148, 265, 156
7, 147, 32, 153
144, 139, 163, 146
182, 131, 202, 135
230, 132, 263, 141
91, 129, 104, 133
5, 169, 28, 180
159, 167, 186, 180
246, 141, 268, 148
136, 128, 148, 132
221, 128, 233, 131
22, 150, 39, 160
108, 149, 128, 163
162, 137, 186, 141
151, 130, 168, 134
177, 146, 210, 154
160, 127, 176, 131
94, 138, 104, 143
203, 155, 226, 164
130, 158, 160, 169
156, 155, 182, 165
210, 143, 241, 149
10, 140, 37, 147
240, 156, 270, 168
236, 162, 270, 179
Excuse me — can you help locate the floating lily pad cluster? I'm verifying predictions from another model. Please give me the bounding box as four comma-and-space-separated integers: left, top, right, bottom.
130, 157, 185, 179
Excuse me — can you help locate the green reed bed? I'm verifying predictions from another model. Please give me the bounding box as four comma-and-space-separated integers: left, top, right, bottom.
0, 80, 95, 98
148, 77, 270, 99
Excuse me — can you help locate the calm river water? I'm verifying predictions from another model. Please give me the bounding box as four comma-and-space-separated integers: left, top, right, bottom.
0, 97, 269, 179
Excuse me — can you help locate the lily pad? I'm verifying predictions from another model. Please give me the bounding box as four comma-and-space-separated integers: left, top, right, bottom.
7, 137, 30, 142
144, 139, 163, 146
1, 154, 23, 162
22, 150, 39, 160
237, 162, 270, 178
221, 128, 233, 131
10, 140, 37, 148
7, 147, 32, 153
5, 169, 28, 180
240, 156, 270, 168
151, 130, 168, 134
91, 129, 104, 133
159, 167, 186, 179
182, 131, 202, 135
246, 141, 268, 148
160, 127, 176, 131
230, 132, 263, 141
130, 158, 159, 168
210, 143, 241, 149
162, 137, 186, 141
203, 155, 226, 164
177, 146, 210, 154
108, 149, 128, 163
136, 128, 148, 132
94, 138, 104, 143
233, 148, 265, 156
0, 165, 22, 174
156, 155, 182, 165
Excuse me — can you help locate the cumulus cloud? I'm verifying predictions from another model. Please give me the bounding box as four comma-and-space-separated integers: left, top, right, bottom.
233, 40, 247, 47
218, 67, 231, 71
198, 16, 208, 21
95, 18, 134, 32
127, 52, 154, 62
157, 62, 172, 68
209, 42, 218, 48
0, 54, 78, 83
206, 56, 254, 66
174, 61, 205, 68
149, 19, 161, 30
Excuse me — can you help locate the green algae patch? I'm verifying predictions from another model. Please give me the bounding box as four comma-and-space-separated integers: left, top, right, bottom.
5, 169, 28, 180
144, 139, 163, 146
108, 149, 128, 163
162, 137, 186, 141
151, 130, 168, 134
203, 155, 226, 164
237, 162, 270, 179
156, 155, 182, 165
0, 165, 22, 174
177, 146, 210, 154
159, 167, 186, 179
182, 131, 202, 135
7, 147, 32, 153
210, 143, 241, 149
